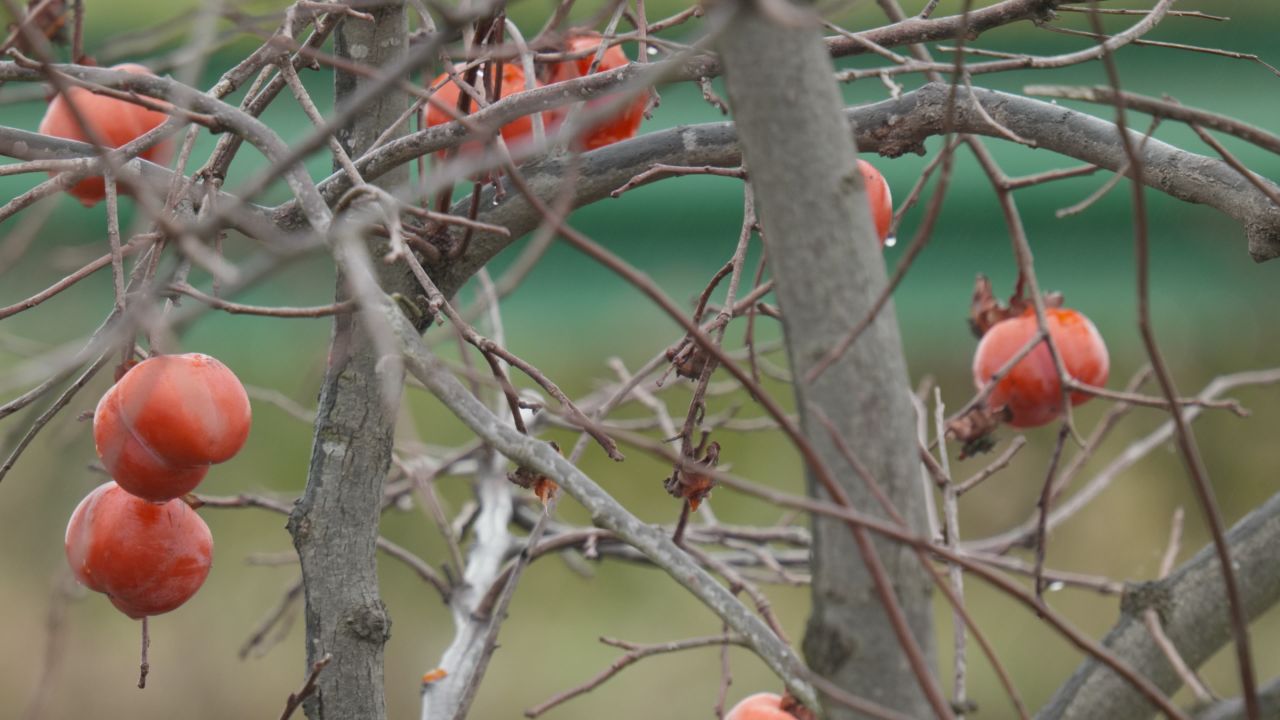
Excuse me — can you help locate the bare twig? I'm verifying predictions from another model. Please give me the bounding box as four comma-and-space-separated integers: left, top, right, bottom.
280, 654, 333, 720
1090, 11, 1258, 714
240, 576, 304, 660
524, 635, 750, 718
167, 282, 356, 318
1143, 508, 1215, 705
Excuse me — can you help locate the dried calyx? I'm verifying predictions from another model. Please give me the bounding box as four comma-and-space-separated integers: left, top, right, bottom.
665, 440, 720, 511
967, 273, 1063, 338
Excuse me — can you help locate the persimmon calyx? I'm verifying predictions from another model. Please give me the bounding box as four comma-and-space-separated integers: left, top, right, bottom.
665, 441, 720, 511
507, 441, 562, 506
968, 273, 1064, 338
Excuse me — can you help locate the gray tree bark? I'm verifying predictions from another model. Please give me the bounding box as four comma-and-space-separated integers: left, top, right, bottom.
716, 4, 936, 718
1039, 491, 1280, 720
286, 4, 411, 719
1195, 676, 1280, 720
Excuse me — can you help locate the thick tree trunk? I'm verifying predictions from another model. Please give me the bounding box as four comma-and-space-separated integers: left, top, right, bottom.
286, 4, 409, 719
717, 4, 937, 718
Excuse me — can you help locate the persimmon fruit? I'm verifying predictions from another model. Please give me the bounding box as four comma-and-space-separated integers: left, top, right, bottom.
972, 307, 1109, 428
37, 63, 173, 207
725, 692, 796, 720
64, 481, 213, 618
94, 353, 250, 502
424, 64, 544, 154
546, 32, 646, 150
857, 158, 893, 246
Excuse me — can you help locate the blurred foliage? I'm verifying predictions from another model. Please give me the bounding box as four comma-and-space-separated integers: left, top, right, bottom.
1, 1, 1278, 718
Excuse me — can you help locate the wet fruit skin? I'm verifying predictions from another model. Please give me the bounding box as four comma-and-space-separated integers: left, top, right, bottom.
94, 353, 250, 502
726, 692, 795, 720
972, 307, 1110, 428
37, 63, 173, 207
545, 33, 646, 150
424, 64, 543, 152
857, 159, 893, 246
65, 482, 213, 618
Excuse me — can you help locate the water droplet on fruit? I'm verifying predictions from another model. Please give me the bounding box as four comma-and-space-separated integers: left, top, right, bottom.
884, 235, 897, 248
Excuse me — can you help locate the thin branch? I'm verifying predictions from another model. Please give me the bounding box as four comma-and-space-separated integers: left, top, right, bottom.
525, 635, 749, 718
240, 576, 304, 660
166, 282, 356, 318
969, 368, 1280, 554
955, 436, 1026, 496
386, 295, 818, 709
1143, 508, 1215, 705
1091, 16, 1259, 715
1024, 85, 1280, 157
1054, 6, 1227, 22
1038, 490, 1280, 719
279, 654, 333, 720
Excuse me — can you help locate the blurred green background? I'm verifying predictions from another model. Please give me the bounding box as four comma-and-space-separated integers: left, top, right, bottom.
1, 1, 1278, 718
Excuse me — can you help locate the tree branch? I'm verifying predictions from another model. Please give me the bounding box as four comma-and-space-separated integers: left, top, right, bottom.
11, 79, 1277, 262
0, 62, 332, 231
1195, 676, 1280, 720
256, 81, 1280, 289
379, 294, 820, 712
419, 449, 515, 720
1037, 491, 1280, 719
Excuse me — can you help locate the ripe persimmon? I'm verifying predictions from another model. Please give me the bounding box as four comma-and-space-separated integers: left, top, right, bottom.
93, 386, 210, 502
424, 64, 544, 154
37, 63, 173, 206
972, 307, 1109, 428
857, 159, 893, 246
65, 481, 213, 618
545, 32, 646, 150
94, 353, 250, 501
725, 693, 797, 720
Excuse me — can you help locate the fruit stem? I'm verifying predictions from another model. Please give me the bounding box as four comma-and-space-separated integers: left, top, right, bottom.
137, 616, 150, 689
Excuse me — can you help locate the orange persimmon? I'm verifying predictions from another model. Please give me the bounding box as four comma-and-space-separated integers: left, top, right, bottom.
94, 353, 250, 501
856, 159, 893, 246
545, 32, 646, 150
972, 307, 1109, 428
37, 63, 173, 206
725, 693, 797, 720
424, 63, 544, 155
65, 481, 213, 618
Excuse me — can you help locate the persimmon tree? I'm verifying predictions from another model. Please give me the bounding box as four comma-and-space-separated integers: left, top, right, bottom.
2, 1, 1279, 719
